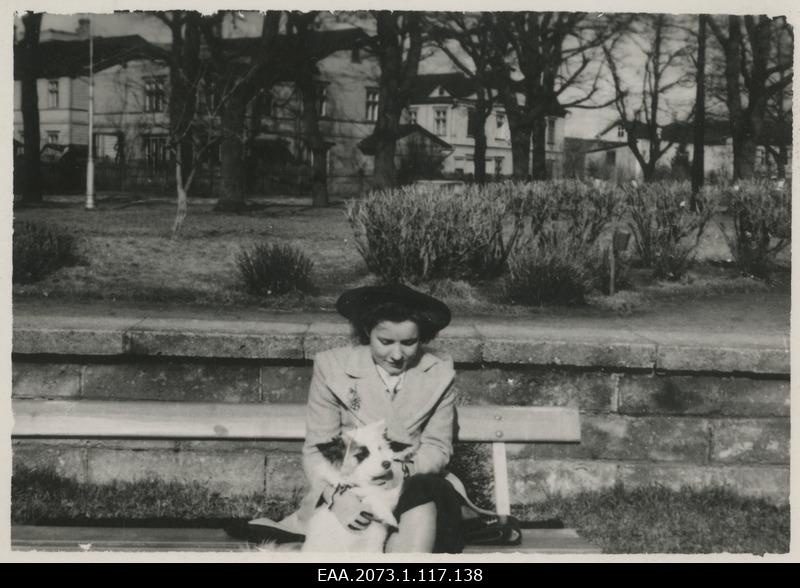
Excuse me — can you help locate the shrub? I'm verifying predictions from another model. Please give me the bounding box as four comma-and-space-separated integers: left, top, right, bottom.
623, 181, 714, 280
13, 221, 80, 284
717, 179, 791, 280
553, 179, 624, 246
346, 183, 529, 283
236, 242, 315, 296
505, 225, 596, 306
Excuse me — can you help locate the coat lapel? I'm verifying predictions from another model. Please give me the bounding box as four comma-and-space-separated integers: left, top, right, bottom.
392, 352, 448, 428
335, 345, 392, 425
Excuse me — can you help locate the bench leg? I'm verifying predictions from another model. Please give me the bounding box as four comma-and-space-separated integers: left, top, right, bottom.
492, 442, 511, 516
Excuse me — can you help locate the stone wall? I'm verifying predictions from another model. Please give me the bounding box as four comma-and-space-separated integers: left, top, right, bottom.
12, 315, 790, 505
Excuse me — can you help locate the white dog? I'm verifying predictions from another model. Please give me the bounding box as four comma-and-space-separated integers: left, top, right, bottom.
301, 420, 412, 553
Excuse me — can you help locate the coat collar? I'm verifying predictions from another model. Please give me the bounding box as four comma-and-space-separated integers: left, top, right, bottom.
344, 345, 440, 379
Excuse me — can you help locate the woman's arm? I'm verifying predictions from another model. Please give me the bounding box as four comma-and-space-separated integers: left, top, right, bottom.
303, 356, 344, 491
406, 367, 457, 476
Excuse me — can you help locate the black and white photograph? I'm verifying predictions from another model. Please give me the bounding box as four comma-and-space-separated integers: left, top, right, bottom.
6, 0, 795, 561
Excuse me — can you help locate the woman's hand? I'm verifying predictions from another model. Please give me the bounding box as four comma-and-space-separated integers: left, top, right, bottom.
330, 488, 374, 531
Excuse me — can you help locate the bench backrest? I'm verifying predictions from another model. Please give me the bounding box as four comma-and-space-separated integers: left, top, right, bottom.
12, 399, 581, 515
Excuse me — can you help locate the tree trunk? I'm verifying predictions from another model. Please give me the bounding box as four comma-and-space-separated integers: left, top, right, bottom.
172, 158, 188, 239
215, 88, 247, 212
473, 124, 487, 184
531, 117, 548, 180
20, 12, 43, 205
300, 79, 329, 207
373, 130, 397, 190
509, 123, 531, 180
691, 14, 706, 202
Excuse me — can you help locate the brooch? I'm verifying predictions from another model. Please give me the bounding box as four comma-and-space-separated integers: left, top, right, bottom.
348, 387, 361, 411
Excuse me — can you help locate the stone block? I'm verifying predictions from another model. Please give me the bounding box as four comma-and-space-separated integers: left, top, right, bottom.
304, 322, 353, 358
260, 366, 313, 404
711, 419, 790, 465
618, 374, 790, 417
509, 415, 709, 462
454, 367, 615, 411
265, 451, 308, 501
82, 363, 260, 402
618, 463, 789, 504
13, 316, 136, 355
87, 448, 267, 496
12, 363, 82, 399
12, 440, 87, 482
657, 345, 789, 375
127, 318, 308, 359
507, 459, 618, 504
429, 325, 484, 363
477, 324, 656, 369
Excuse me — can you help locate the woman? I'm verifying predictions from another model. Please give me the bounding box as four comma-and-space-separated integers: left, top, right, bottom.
300, 284, 465, 553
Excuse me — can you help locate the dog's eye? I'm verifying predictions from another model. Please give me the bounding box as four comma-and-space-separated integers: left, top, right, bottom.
354, 448, 370, 462
389, 441, 410, 453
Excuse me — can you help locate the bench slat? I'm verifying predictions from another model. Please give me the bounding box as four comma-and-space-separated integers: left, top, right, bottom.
11, 525, 601, 554
12, 400, 581, 443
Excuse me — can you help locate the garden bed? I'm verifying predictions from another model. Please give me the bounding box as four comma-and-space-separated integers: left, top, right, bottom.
12, 193, 790, 332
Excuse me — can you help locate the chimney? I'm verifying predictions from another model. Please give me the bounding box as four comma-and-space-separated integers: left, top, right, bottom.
77, 18, 90, 39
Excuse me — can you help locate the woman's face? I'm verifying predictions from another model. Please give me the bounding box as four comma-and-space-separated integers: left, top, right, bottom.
368, 320, 421, 375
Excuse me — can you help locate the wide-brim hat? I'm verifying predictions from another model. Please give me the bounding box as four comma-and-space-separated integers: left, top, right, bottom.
336, 284, 451, 332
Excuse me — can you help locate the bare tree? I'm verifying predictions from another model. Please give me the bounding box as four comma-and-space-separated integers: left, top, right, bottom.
692, 14, 707, 200
604, 14, 691, 181
200, 11, 284, 212
429, 13, 501, 184
707, 15, 793, 179
366, 11, 424, 189
487, 12, 618, 180
18, 12, 43, 205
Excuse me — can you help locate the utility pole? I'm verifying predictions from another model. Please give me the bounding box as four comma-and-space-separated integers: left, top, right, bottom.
85, 16, 95, 210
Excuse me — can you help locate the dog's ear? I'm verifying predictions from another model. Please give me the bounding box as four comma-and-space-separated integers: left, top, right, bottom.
388, 440, 413, 453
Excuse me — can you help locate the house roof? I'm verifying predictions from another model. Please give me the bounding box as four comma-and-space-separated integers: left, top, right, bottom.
220, 28, 368, 62
598, 117, 790, 147
564, 137, 627, 154
14, 35, 166, 80
357, 124, 453, 156
408, 73, 479, 104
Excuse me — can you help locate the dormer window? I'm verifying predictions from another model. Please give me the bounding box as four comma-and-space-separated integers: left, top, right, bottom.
438, 87, 446, 96
617, 125, 625, 139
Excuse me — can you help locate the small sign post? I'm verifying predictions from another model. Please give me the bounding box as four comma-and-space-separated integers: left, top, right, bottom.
609, 229, 631, 296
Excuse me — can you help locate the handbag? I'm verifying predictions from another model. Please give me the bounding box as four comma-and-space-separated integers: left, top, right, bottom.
444, 473, 564, 547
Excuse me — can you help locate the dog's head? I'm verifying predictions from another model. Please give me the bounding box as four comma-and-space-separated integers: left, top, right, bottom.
340, 420, 413, 489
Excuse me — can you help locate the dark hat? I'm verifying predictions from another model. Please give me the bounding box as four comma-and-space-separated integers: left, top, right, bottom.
336, 284, 451, 332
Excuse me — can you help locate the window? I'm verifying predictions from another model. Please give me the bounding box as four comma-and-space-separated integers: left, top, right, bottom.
547, 117, 556, 147
143, 135, 169, 169
318, 84, 329, 118
46, 131, 59, 144
494, 157, 504, 176
467, 109, 479, 138
434, 108, 447, 136
617, 125, 625, 139
351, 46, 361, 64
495, 112, 509, 142
366, 88, 379, 122
47, 80, 59, 109
144, 77, 166, 113
408, 108, 418, 126
605, 150, 616, 166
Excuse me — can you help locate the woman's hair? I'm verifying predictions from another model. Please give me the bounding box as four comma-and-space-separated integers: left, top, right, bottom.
351, 301, 441, 345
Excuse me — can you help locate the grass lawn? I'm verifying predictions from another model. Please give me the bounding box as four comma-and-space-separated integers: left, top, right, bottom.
12, 467, 789, 554
12, 194, 790, 331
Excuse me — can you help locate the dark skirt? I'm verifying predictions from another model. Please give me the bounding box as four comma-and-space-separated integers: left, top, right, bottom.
394, 473, 465, 554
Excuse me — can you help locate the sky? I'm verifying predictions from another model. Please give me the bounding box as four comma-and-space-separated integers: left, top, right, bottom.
15, 11, 703, 140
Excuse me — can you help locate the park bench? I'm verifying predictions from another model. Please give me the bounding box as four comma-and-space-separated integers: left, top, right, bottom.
11, 399, 600, 554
